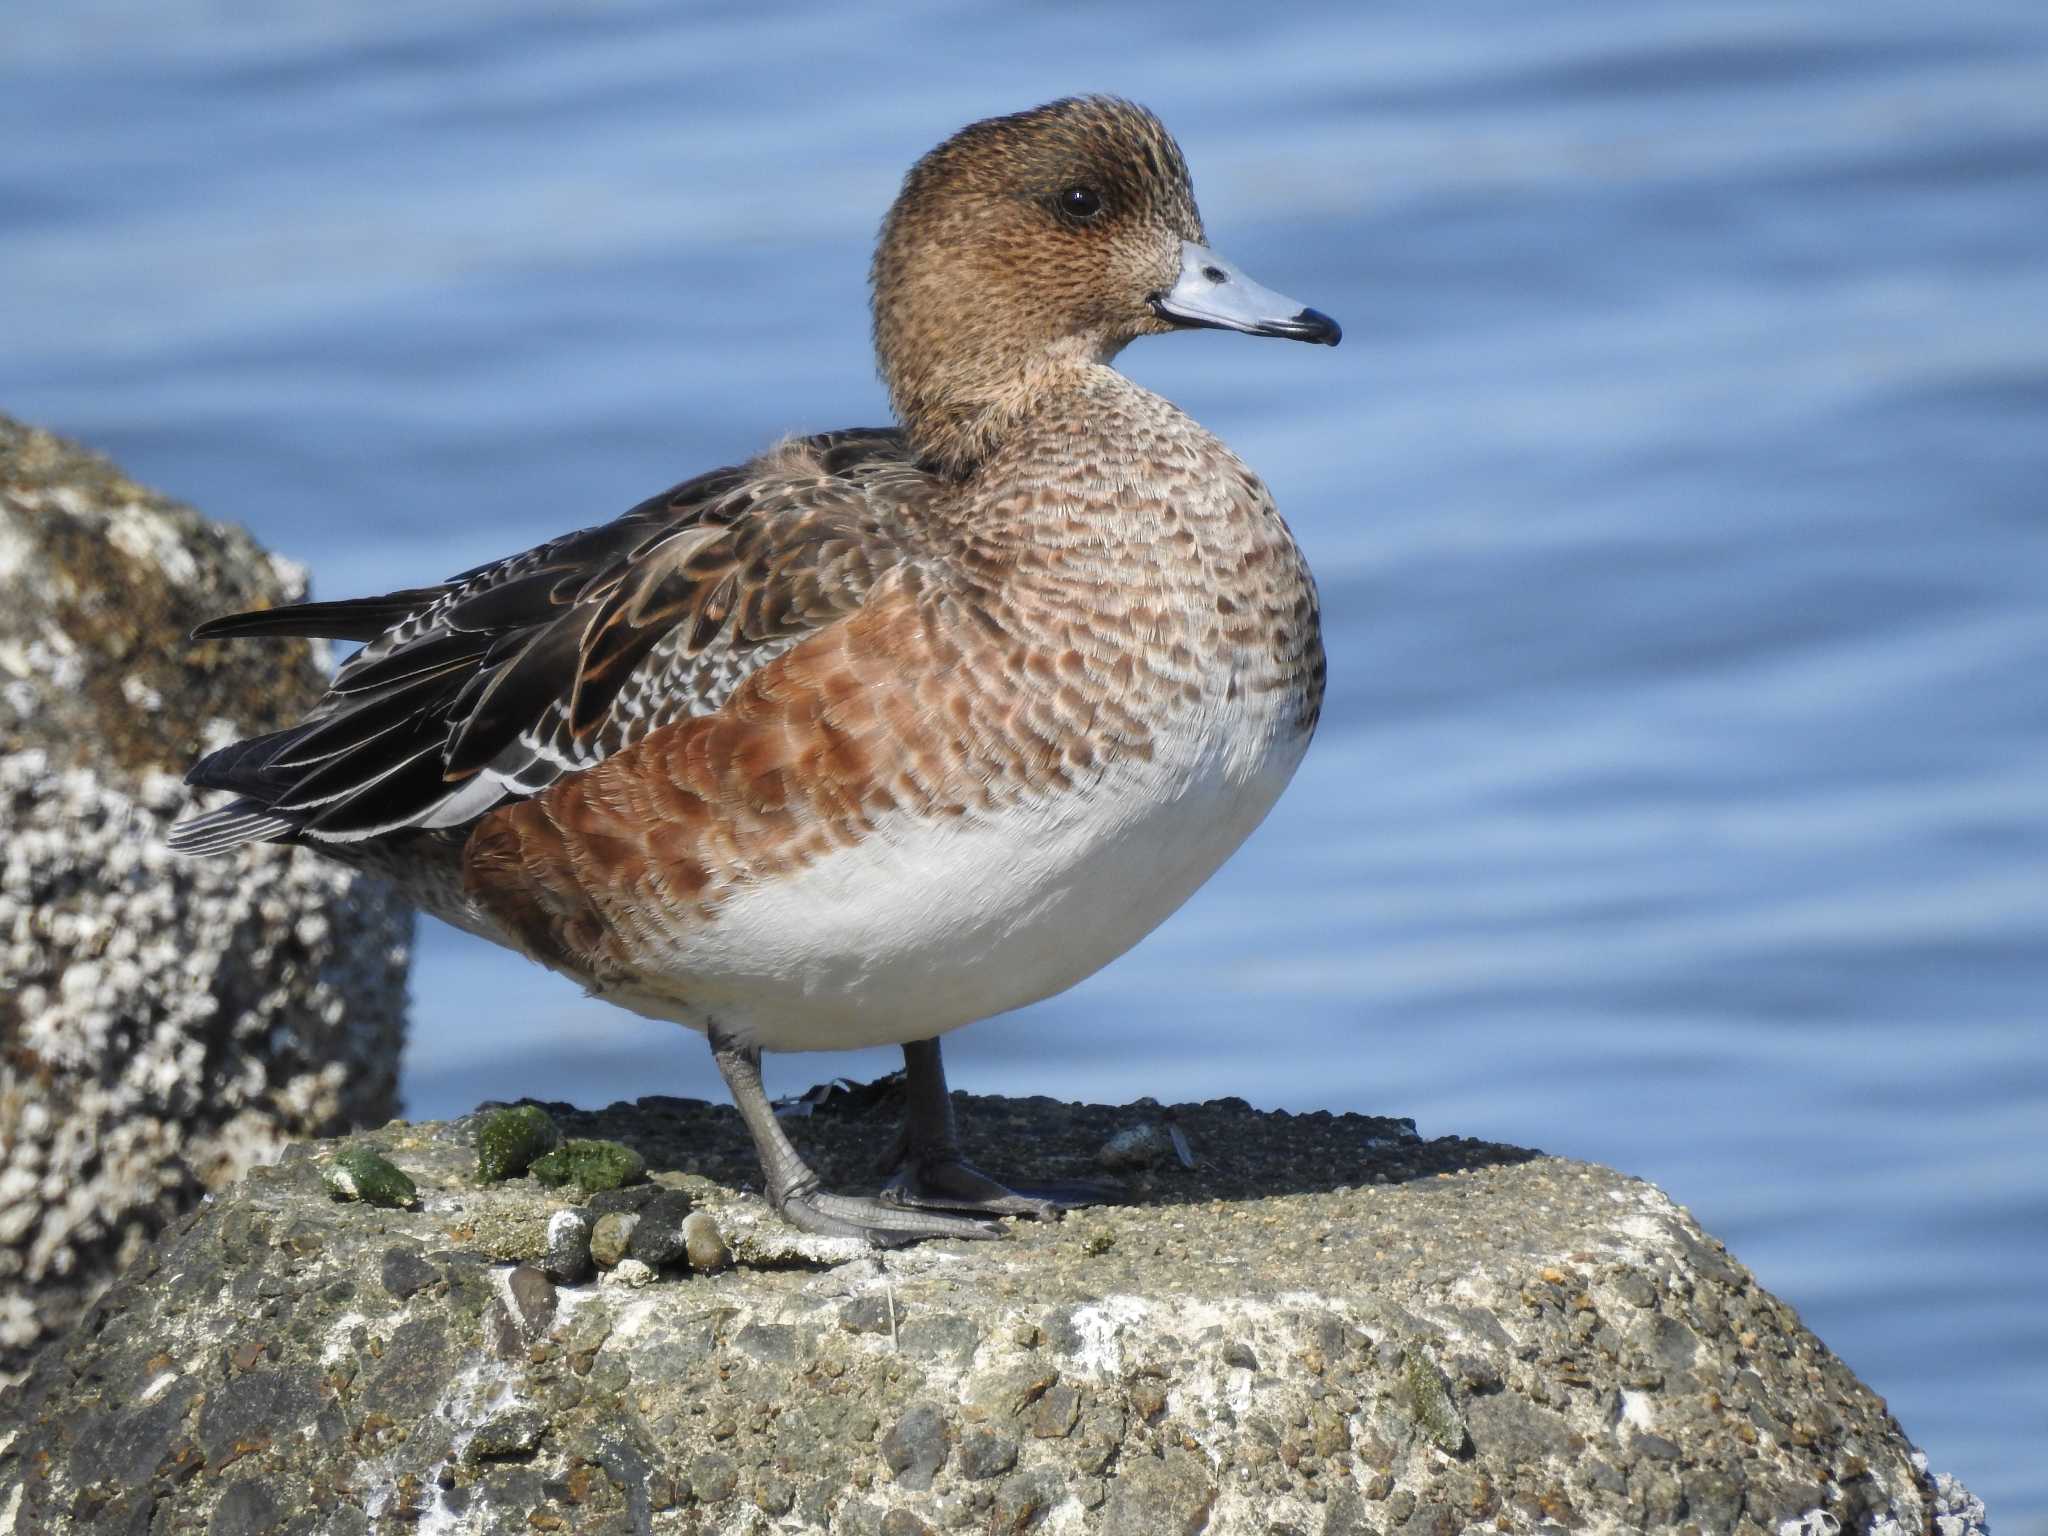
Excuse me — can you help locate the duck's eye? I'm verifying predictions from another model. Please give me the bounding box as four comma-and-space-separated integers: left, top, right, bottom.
1060, 186, 1102, 220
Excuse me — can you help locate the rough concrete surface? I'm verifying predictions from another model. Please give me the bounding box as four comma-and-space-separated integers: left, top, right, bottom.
0, 414, 413, 1384
0, 1092, 1981, 1535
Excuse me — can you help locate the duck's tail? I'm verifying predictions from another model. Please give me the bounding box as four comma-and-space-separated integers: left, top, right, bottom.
170, 588, 450, 855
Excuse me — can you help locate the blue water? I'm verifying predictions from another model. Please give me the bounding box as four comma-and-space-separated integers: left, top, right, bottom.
6, 1, 2044, 1521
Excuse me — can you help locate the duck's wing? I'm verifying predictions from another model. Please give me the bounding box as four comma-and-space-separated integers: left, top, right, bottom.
171, 429, 934, 852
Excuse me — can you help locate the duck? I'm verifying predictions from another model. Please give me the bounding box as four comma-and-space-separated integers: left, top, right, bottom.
172, 96, 1341, 1245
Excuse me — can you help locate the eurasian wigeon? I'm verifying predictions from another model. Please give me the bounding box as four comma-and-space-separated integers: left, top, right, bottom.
174, 96, 1340, 1244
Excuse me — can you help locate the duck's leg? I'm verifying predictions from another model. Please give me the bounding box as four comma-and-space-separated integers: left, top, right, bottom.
879, 1038, 1106, 1217
709, 1025, 1001, 1245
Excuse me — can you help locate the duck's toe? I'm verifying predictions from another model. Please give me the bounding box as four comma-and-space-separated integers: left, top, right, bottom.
776, 1185, 1005, 1247
879, 1155, 1114, 1219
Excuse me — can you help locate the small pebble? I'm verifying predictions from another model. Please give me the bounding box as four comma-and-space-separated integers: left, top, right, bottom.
591, 1213, 640, 1269
380, 1245, 436, 1300
838, 1295, 894, 1335
955, 1428, 1018, 1481
322, 1146, 417, 1209
604, 1258, 656, 1289
464, 1408, 547, 1462
626, 1191, 694, 1268
682, 1210, 731, 1273
1098, 1124, 1175, 1172
506, 1264, 558, 1339
543, 1209, 594, 1285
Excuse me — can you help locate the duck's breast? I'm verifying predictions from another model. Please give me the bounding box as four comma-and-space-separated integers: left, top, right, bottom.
618, 665, 1313, 1052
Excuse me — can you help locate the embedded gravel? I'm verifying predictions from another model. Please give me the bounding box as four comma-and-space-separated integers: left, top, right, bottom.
0, 1091, 1977, 1535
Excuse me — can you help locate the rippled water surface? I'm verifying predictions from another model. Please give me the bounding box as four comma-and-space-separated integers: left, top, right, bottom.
5, 1, 2044, 1521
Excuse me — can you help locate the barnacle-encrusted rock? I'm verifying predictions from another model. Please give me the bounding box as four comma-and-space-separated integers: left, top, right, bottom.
0, 414, 411, 1383
0, 1094, 1982, 1535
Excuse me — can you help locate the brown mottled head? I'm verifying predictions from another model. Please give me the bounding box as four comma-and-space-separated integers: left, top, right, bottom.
872, 96, 1337, 476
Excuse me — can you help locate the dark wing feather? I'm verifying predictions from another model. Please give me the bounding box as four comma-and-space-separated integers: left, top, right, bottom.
171, 430, 932, 851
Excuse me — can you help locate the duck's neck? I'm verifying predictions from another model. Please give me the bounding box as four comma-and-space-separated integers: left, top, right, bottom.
886, 338, 1126, 479
954, 367, 1243, 561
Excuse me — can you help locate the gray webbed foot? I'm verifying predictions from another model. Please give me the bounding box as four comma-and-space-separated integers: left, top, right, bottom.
879, 1039, 1120, 1220
712, 1026, 1009, 1249
879, 1154, 1062, 1219
712, 1028, 1113, 1249
775, 1181, 1004, 1246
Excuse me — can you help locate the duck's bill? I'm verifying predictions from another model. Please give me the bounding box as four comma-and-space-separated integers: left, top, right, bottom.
1152, 241, 1341, 346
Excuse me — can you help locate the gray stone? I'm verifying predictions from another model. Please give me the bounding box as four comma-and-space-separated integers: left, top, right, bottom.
898, 1310, 980, 1367
360, 1316, 453, 1419
0, 1095, 1980, 1536
605, 1256, 655, 1288
1396, 1348, 1468, 1455
624, 1189, 693, 1268
505, 1263, 557, 1339
380, 1244, 436, 1300
100, 1375, 202, 1489
589, 1211, 638, 1268
992, 1469, 1062, 1532
1634, 1430, 1683, 1461
1100, 1122, 1177, 1171
883, 1403, 952, 1490
541, 1207, 594, 1284
688, 1450, 738, 1504
840, 1293, 897, 1335
559, 1298, 613, 1359
0, 414, 410, 1384
956, 1427, 1019, 1480
681, 1208, 730, 1272
1101, 1443, 1215, 1535
735, 1320, 797, 1363
584, 1183, 658, 1217
196, 1368, 320, 1465
1029, 1381, 1081, 1439
754, 1469, 795, 1516
465, 1407, 547, 1461
1465, 1390, 1577, 1462
960, 1360, 1056, 1423
1682, 1466, 1746, 1533
209, 1480, 281, 1536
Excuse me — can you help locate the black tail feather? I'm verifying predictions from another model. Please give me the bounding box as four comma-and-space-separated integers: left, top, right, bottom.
192, 588, 449, 643
184, 723, 319, 799
165, 800, 299, 855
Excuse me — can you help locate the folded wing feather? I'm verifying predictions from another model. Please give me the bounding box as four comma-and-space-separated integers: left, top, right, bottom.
170, 429, 928, 852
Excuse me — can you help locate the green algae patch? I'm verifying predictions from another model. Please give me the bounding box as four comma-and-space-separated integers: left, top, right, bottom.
322, 1145, 418, 1209
528, 1139, 647, 1195
475, 1104, 562, 1183
1399, 1348, 1470, 1456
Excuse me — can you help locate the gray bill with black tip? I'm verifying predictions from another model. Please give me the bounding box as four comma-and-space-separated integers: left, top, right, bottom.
1152, 241, 1341, 346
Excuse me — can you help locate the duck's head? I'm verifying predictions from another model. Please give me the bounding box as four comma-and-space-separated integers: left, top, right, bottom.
872, 96, 1339, 476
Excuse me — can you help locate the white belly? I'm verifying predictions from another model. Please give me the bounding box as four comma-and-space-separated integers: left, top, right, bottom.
597, 719, 1310, 1052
